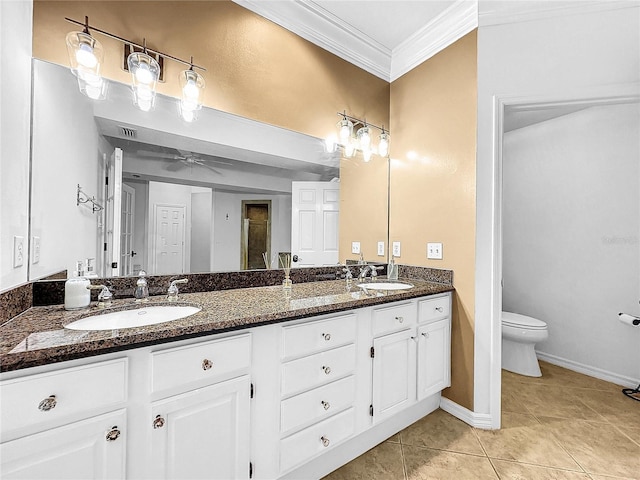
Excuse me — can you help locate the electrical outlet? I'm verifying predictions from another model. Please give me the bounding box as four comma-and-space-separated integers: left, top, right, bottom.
392, 241, 401, 257
32, 236, 41, 264
427, 242, 443, 260
351, 241, 361, 254
377, 241, 385, 256
13, 236, 24, 268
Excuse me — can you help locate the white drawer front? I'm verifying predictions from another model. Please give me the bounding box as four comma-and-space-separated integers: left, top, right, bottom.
282, 314, 356, 360
151, 333, 251, 394
281, 344, 355, 397
280, 407, 356, 473
418, 295, 451, 324
372, 302, 415, 336
280, 375, 355, 434
0, 358, 127, 435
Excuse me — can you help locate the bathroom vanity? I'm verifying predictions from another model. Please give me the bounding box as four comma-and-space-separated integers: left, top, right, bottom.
0, 280, 452, 479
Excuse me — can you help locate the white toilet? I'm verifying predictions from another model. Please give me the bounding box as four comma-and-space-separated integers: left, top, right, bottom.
502, 312, 549, 377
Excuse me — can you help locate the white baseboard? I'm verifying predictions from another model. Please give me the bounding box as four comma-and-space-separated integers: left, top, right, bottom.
536, 351, 639, 388
439, 397, 496, 430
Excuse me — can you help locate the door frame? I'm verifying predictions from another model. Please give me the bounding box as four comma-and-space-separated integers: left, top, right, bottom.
240, 200, 271, 270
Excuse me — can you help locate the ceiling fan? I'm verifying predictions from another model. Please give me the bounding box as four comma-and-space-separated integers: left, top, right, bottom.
136, 149, 231, 174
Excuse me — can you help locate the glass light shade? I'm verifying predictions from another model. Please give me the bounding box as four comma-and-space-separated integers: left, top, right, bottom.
179, 102, 196, 122
77, 74, 107, 100
357, 126, 371, 149
325, 134, 337, 153
337, 118, 353, 142
127, 52, 160, 111
344, 140, 357, 158
66, 31, 104, 76
178, 69, 205, 113
362, 148, 373, 163
378, 132, 390, 157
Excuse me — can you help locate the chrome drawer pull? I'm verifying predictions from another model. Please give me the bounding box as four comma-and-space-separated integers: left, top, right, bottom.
38, 395, 57, 412
202, 359, 213, 370
321, 400, 331, 410
106, 426, 121, 442
321, 436, 330, 447
153, 415, 166, 429
322, 365, 331, 375
322, 333, 331, 341
435, 306, 444, 313
395, 316, 404, 323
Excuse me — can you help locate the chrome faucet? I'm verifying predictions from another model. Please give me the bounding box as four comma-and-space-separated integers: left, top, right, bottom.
358, 265, 371, 281
342, 266, 353, 286
87, 284, 113, 308
370, 265, 383, 281
167, 278, 188, 302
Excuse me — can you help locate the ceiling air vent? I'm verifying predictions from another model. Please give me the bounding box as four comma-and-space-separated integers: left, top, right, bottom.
118, 126, 137, 138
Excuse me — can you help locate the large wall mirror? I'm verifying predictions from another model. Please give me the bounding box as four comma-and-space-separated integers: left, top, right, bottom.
29, 59, 386, 280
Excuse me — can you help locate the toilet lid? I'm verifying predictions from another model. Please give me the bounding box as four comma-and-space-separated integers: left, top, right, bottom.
502, 312, 547, 329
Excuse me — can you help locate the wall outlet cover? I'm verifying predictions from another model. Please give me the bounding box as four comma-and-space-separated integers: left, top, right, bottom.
427, 242, 443, 260
13, 236, 24, 268
32, 236, 41, 264
377, 241, 385, 256
392, 241, 401, 257
351, 241, 361, 254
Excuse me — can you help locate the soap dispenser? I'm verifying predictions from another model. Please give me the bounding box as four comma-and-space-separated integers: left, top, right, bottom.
134, 270, 149, 302
64, 261, 91, 310
388, 255, 399, 281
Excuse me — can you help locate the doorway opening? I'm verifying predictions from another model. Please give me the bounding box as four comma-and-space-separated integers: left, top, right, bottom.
241, 201, 271, 270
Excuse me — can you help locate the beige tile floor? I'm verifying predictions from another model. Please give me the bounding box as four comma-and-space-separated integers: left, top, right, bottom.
323, 362, 640, 479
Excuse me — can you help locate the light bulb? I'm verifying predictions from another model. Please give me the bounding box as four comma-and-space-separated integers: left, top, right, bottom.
180, 107, 195, 122
363, 148, 372, 162
135, 63, 153, 84
183, 79, 200, 99
325, 134, 337, 153
344, 140, 356, 158
357, 126, 371, 149
337, 118, 353, 142
378, 132, 390, 157
76, 43, 97, 68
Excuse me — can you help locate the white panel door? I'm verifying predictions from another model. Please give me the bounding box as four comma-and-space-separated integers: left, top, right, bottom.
153, 204, 186, 275
371, 329, 416, 423
150, 376, 251, 480
417, 319, 451, 400
291, 181, 340, 267
0, 410, 126, 480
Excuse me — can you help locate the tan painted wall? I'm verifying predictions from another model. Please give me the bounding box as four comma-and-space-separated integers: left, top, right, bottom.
32, 0, 390, 263
389, 31, 477, 410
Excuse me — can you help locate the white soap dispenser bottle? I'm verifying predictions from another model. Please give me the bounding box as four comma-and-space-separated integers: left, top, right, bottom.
65, 261, 91, 310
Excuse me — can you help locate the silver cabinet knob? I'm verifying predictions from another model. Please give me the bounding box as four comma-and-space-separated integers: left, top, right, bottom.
322, 333, 331, 341
322, 365, 331, 375
202, 359, 213, 370
435, 306, 444, 313
153, 415, 166, 429
321, 436, 330, 447
38, 395, 57, 412
395, 316, 404, 323
106, 426, 121, 442
321, 400, 331, 410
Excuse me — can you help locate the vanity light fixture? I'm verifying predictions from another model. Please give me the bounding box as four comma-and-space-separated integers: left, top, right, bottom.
328, 112, 390, 160
64, 16, 206, 117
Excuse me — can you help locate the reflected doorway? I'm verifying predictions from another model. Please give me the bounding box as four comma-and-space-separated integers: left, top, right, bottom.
241, 201, 271, 270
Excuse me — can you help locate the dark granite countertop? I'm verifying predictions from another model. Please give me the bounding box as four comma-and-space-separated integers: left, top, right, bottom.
0, 278, 453, 373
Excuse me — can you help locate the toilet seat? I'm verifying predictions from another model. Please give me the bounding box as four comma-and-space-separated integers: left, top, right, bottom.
502, 312, 547, 330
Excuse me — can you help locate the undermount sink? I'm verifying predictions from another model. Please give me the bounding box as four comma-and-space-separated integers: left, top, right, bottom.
65, 305, 202, 331
358, 282, 414, 291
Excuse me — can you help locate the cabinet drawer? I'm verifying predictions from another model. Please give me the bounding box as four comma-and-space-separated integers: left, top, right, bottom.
282, 314, 356, 360
0, 358, 127, 435
280, 407, 356, 473
281, 344, 355, 397
418, 295, 450, 324
372, 302, 415, 336
280, 375, 355, 434
151, 333, 251, 394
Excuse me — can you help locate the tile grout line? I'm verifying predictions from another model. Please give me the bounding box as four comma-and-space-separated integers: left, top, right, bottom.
470, 427, 501, 479
399, 441, 409, 480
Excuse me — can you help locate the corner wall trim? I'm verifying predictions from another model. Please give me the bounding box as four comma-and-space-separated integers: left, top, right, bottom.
440, 397, 495, 430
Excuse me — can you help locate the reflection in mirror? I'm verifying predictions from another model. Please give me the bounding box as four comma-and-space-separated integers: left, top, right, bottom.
30, 59, 341, 280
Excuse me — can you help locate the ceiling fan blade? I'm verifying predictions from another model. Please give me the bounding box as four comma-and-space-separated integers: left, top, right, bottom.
195, 161, 221, 175
164, 161, 185, 171
137, 150, 180, 160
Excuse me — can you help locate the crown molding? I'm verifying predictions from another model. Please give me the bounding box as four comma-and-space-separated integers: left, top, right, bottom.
479, 0, 638, 27
232, 0, 392, 81
390, 0, 478, 81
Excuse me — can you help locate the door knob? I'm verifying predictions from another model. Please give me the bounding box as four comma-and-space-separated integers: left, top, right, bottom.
131, 251, 137, 257
292, 255, 299, 262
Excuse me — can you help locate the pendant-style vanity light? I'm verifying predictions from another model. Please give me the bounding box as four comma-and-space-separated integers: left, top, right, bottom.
64, 16, 206, 119
127, 41, 160, 112
65, 16, 105, 100
178, 61, 205, 122
327, 112, 390, 160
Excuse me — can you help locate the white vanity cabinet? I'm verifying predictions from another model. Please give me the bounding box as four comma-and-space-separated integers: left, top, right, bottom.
147, 334, 252, 480
417, 295, 452, 400
0, 358, 128, 479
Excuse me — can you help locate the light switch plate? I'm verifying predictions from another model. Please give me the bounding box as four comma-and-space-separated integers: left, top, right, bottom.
427, 242, 443, 260
392, 241, 401, 257
377, 241, 385, 256
351, 241, 361, 254
13, 236, 24, 268
32, 236, 41, 264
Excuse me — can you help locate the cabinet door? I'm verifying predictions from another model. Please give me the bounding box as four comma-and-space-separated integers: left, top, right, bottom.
371, 329, 416, 423
0, 410, 126, 480
150, 375, 251, 480
417, 319, 451, 400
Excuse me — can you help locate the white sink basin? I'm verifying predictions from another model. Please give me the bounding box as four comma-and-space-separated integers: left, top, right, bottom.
358, 282, 414, 291
65, 305, 201, 331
